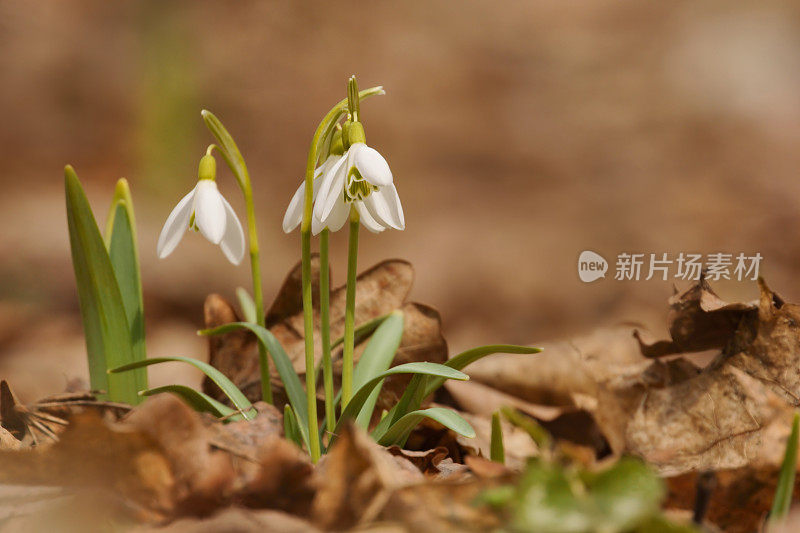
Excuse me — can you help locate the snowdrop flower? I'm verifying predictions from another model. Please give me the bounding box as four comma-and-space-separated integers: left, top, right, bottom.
282, 151, 343, 234
156, 153, 245, 265
313, 123, 404, 235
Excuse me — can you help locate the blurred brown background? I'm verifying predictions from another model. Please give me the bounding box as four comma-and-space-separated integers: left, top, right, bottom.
2, 0, 800, 401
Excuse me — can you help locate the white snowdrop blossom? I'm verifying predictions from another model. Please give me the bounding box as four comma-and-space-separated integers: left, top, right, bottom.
156, 178, 246, 265
282, 154, 343, 234
313, 142, 404, 234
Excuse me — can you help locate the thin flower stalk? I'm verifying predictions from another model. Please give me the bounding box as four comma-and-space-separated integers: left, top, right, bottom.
319, 228, 335, 434
299, 84, 385, 462
200, 110, 274, 404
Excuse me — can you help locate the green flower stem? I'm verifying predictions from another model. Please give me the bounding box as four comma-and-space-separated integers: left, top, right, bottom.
206, 141, 272, 405
320, 229, 335, 434
341, 209, 360, 409
300, 229, 320, 462
244, 184, 272, 405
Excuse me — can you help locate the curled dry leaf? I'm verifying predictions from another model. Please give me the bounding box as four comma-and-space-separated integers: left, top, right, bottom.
586, 279, 799, 476
0, 380, 129, 447
635, 277, 758, 358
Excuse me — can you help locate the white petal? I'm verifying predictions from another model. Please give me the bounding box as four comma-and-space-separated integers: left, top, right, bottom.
282, 177, 322, 233
363, 190, 399, 230
355, 202, 385, 233
194, 180, 227, 244
219, 195, 246, 265
156, 186, 196, 259
316, 155, 348, 222
323, 196, 351, 233
379, 184, 405, 230
351, 143, 392, 187
282, 182, 306, 233
312, 213, 324, 235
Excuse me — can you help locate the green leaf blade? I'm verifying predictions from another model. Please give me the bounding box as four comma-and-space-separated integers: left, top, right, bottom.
139, 385, 240, 420
424, 344, 541, 397
109, 356, 255, 420
235, 287, 258, 324
107, 193, 147, 392
351, 311, 404, 428
199, 322, 312, 450
65, 166, 139, 404
378, 407, 475, 446
333, 362, 468, 443
372, 344, 541, 442
284, 404, 303, 448
771, 411, 800, 523
491, 411, 505, 464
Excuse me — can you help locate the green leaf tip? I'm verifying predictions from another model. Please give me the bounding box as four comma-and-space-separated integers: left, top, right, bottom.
770, 411, 800, 523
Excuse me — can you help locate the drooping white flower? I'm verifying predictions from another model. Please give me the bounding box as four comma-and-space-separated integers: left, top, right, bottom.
282, 154, 342, 233
313, 142, 404, 234
156, 178, 245, 265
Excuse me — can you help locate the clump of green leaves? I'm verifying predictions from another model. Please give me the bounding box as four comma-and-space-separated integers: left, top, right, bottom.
201, 313, 541, 454
65, 167, 146, 404
66, 167, 253, 416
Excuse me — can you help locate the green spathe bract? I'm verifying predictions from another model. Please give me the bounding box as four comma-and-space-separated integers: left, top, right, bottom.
109, 356, 256, 420
65, 166, 140, 404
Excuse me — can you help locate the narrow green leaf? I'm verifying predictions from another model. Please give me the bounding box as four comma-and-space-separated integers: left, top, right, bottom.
378, 407, 475, 446
331, 313, 390, 350
199, 322, 313, 450
502, 407, 552, 450
351, 311, 404, 428
491, 411, 505, 464
106, 179, 147, 393
65, 166, 139, 404
109, 356, 255, 420
236, 287, 258, 324
771, 412, 800, 523
284, 404, 303, 448
139, 385, 240, 420
372, 344, 541, 442
424, 344, 541, 398
332, 362, 468, 444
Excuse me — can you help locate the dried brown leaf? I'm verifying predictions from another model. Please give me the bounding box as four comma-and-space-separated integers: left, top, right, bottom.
466, 326, 647, 406
312, 423, 423, 530
635, 278, 758, 358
